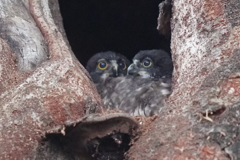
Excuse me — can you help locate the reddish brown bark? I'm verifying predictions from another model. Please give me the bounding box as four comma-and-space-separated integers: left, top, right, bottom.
127, 0, 240, 159
0, 0, 103, 159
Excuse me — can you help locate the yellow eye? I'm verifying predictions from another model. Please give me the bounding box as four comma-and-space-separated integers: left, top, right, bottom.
97, 61, 108, 70
142, 59, 152, 67
118, 61, 126, 70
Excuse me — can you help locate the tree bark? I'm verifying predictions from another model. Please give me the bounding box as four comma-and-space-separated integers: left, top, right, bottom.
127, 0, 240, 159
0, 0, 103, 159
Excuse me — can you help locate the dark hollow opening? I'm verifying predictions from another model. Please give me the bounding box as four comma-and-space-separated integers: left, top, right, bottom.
58, 0, 170, 67
39, 131, 131, 160
86, 133, 131, 160
36, 116, 138, 160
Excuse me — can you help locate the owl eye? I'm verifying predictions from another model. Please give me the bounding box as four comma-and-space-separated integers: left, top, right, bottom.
142, 59, 152, 67
118, 61, 127, 70
98, 61, 108, 70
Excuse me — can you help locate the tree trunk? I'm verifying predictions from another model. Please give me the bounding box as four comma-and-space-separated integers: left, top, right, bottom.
127, 0, 240, 159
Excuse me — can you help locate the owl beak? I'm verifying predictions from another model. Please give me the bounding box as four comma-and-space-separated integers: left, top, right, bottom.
127, 64, 138, 75
111, 61, 119, 77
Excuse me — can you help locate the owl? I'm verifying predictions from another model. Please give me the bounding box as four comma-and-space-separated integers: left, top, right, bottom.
94, 49, 173, 117
86, 51, 130, 83
127, 49, 173, 79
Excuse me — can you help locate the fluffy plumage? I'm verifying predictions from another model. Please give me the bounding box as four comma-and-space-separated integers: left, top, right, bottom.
86, 51, 130, 83
91, 49, 173, 117
99, 76, 172, 116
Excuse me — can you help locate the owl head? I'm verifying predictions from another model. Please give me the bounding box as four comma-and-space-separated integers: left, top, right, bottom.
127, 49, 173, 79
86, 51, 130, 83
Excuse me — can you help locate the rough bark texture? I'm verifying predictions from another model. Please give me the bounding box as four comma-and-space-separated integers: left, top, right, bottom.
0, 0, 103, 159
127, 0, 240, 159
